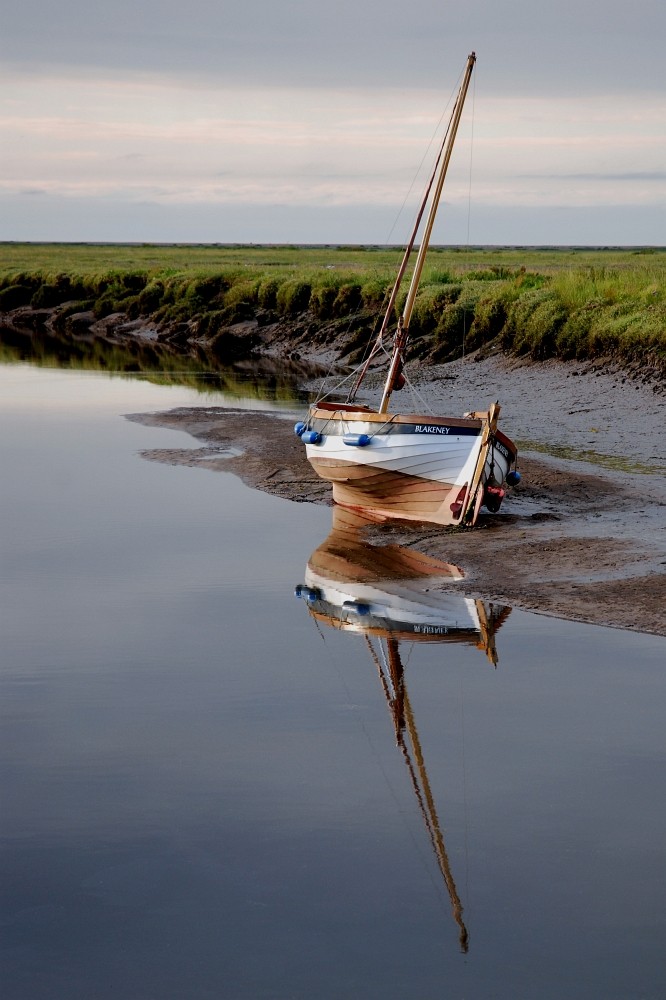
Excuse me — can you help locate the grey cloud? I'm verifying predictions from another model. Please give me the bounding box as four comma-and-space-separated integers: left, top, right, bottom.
522, 172, 666, 182
2, 194, 664, 246
2, 0, 665, 95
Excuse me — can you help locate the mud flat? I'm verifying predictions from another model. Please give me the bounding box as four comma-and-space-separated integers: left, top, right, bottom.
128, 353, 666, 637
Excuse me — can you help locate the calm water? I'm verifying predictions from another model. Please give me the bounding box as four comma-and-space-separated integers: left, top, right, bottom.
1, 363, 665, 1000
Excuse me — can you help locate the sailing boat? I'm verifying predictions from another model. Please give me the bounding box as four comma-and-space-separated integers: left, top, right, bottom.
295, 506, 511, 949
296, 53, 519, 527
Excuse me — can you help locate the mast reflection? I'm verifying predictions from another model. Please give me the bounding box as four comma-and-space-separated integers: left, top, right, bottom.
295, 507, 511, 952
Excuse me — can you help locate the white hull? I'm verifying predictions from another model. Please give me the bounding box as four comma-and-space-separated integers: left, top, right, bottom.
303, 405, 516, 526
308, 430, 484, 485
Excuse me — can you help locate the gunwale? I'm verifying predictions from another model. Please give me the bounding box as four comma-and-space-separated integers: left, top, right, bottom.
310, 403, 485, 432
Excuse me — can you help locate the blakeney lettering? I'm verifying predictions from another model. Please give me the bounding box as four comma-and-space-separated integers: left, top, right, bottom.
414, 424, 451, 435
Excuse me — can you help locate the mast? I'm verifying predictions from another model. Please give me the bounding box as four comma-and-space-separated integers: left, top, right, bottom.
378, 51, 476, 415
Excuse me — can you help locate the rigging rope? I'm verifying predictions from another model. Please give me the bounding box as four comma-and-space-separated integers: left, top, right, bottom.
314, 58, 474, 408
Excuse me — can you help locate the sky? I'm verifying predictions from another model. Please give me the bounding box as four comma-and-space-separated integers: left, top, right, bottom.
1, 0, 664, 245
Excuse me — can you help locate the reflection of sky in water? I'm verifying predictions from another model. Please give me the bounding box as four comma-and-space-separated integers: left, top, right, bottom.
1, 364, 665, 1000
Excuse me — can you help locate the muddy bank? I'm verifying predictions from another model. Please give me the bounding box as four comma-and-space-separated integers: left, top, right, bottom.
4, 300, 664, 392
128, 354, 666, 637
0, 301, 368, 373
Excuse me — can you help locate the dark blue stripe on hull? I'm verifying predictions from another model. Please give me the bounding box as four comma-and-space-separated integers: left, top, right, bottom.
310, 419, 481, 438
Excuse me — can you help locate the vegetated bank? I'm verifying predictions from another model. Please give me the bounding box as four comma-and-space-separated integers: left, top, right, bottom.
0, 243, 664, 383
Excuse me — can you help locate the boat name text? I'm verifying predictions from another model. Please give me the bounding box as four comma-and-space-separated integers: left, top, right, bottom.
415, 424, 452, 435
494, 439, 510, 460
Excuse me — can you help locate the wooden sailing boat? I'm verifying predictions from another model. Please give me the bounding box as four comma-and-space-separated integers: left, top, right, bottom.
295, 507, 511, 948
297, 53, 519, 527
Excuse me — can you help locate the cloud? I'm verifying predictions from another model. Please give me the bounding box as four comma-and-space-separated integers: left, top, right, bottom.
2, 195, 664, 246
1, 1, 665, 243
2, 0, 665, 94
530, 172, 666, 182
1, 73, 664, 228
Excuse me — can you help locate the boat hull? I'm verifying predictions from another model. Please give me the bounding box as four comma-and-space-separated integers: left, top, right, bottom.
303, 404, 516, 526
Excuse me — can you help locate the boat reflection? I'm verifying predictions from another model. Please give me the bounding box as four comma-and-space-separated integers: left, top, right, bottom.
295, 507, 511, 952
296, 506, 510, 665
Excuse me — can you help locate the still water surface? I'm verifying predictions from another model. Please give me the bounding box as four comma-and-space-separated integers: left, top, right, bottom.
1, 364, 665, 999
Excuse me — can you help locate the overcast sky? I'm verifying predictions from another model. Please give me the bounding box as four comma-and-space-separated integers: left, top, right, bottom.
1, 0, 664, 245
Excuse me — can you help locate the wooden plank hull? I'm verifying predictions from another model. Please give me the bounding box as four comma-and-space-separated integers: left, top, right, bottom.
309, 455, 467, 525
303, 404, 517, 526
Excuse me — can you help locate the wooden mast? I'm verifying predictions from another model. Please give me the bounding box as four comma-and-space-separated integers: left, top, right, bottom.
378, 51, 476, 415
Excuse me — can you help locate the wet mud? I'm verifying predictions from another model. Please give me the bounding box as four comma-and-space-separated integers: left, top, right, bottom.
128, 354, 666, 637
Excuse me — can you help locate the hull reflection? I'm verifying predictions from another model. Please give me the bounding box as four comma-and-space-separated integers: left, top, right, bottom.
297, 506, 510, 665
296, 506, 511, 952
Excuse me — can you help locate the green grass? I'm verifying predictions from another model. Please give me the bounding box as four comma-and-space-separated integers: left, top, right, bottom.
1, 243, 664, 370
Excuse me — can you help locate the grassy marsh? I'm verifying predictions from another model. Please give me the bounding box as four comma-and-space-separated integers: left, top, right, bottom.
1, 243, 664, 371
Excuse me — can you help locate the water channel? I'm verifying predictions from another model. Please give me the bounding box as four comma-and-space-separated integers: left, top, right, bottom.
1, 359, 665, 999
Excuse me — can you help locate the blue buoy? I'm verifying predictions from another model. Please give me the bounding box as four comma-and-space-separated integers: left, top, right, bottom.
300, 430, 322, 445
294, 585, 320, 603
506, 470, 522, 486
294, 421, 306, 437
343, 434, 371, 447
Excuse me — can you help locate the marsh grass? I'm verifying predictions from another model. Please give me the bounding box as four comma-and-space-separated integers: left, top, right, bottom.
1, 244, 664, 369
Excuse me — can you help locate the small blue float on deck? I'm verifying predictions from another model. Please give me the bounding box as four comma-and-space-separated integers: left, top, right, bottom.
300, 430, 322, 445
343, 434, 371, 447
294, 421, 306, 437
